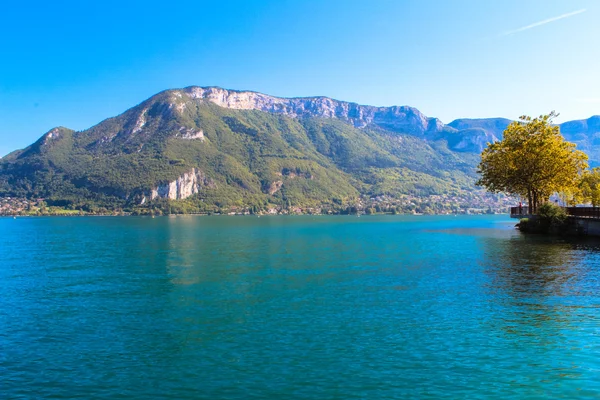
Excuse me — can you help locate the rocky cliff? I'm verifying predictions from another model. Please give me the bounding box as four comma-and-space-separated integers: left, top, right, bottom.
140, 168, 215, 203
183, 86, 447, 136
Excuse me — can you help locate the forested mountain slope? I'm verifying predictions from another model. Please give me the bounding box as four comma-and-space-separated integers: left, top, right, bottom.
0, 87, 595, 213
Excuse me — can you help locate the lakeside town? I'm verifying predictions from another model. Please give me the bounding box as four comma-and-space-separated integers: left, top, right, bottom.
0, 191, 514, 216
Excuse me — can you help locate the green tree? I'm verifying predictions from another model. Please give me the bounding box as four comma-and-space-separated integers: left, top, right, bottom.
536, 202, 568, 232
579, 168, 600, 206
557, 188, 582, 207
477, 112, 588, 213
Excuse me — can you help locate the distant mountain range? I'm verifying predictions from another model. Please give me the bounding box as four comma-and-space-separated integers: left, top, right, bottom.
0, 86, 598, 212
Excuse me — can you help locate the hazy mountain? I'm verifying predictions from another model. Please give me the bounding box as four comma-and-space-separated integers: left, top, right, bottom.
559, 116, 600, 167
448, 118, 512, 136
0, 87, 596, 212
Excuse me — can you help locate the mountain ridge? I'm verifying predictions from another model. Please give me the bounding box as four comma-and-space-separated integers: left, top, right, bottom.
90, 86, 598, 154
0, 86, 598, 214
6, 86, 596, 157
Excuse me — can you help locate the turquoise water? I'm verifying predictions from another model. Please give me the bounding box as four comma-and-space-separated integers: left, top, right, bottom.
1, 215, 600, 399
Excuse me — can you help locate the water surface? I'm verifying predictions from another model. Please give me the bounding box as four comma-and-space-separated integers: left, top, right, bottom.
1, 215, 600, 399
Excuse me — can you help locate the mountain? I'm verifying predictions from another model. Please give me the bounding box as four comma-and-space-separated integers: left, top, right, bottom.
444, 115, 600, 165
559, 116, 600, 167
0, 86, 595, 214
445, 118, 511, 153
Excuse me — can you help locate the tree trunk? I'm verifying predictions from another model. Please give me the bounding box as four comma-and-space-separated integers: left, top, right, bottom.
528, 188, 533, 214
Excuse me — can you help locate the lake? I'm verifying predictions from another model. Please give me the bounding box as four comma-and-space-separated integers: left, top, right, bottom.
1, 215, 600, 398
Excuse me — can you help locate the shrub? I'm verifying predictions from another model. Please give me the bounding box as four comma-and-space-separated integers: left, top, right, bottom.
537, 202, 568, 226
517, 202, 568, 233
518, 217, 529, 231
517, 203, 569, 234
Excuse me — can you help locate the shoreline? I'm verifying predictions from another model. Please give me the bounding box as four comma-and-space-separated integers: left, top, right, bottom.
1, 212, 510, 218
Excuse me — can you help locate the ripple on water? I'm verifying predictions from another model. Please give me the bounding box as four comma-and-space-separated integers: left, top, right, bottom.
1, 215, 599, 399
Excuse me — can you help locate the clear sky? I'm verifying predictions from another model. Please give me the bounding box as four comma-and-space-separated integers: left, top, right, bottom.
1, 0, 598, 156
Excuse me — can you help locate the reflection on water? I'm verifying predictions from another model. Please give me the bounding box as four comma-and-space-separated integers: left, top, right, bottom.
477, 232, 600, 387
484, 236, 576, 297
1, 215, 600, 399
482, 233, 600, 302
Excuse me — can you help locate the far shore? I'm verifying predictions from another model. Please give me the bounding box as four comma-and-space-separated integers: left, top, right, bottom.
1, 212, 509, 218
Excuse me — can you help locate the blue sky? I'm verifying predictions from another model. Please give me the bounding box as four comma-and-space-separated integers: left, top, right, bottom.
1, 0, 598, 156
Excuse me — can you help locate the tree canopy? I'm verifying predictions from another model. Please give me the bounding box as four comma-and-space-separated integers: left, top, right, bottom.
579, 168, 600, 207
477, 112, 588, 213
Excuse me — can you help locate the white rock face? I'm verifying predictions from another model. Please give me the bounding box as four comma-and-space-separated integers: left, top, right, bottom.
182, 87, 444, 136
178, 127, 204, 140
46, 128, 61, 140
42, 128, 62, 144
146, 168, 215, 202
131, 109, 147, 134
